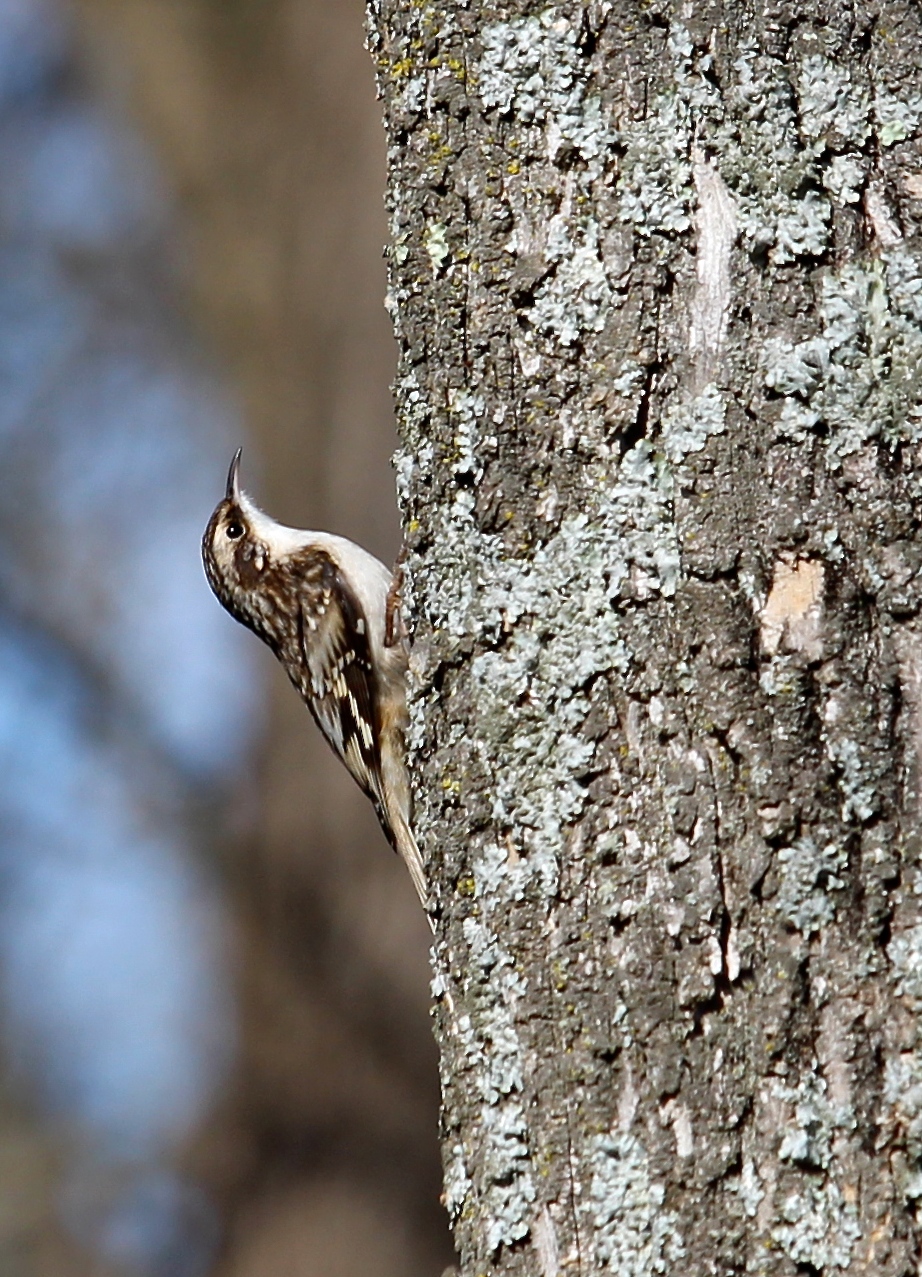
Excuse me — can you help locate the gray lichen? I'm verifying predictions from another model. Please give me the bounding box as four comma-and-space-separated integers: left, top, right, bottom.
477, 11, 617, 172
659, 385, 727, 464
775, 837, 847, 936
761, 251, 922, 463
529, 219, 612, 347
774, 1074, 855, 1171
402, 375, 684, 886
444, 868, 537, 1252
887, 924, 922, 1003
588, 1133, 685, 1273
884, 1050, 922, 1189
771, 1181, 861, 1270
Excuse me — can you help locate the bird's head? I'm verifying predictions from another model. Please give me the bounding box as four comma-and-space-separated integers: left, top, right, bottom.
201, 449, 299, 647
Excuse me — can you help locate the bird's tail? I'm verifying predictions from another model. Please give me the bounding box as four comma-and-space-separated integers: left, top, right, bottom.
389, 805, 430, 913
378, 730, 430, 916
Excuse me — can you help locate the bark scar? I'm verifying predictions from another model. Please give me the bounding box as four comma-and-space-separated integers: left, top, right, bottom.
760, 558, 825, 660
689, 150, 738, 390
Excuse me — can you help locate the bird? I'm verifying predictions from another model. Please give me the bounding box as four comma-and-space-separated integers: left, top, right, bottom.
202, 449, 427, 908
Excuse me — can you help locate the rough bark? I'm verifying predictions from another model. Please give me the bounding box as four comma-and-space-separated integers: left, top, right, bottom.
369, 0, 922, 1272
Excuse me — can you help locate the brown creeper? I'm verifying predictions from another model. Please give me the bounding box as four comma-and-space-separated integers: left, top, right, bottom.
202, 451, 427, 908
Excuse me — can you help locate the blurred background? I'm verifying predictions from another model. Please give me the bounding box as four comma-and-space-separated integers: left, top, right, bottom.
0, 0, 449, 1274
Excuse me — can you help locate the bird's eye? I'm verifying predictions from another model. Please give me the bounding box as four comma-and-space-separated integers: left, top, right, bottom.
226, 520, 245, 541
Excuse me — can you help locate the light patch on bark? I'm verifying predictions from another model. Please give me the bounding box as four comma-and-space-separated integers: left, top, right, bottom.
617, 1060, 638, 1132
817, 999, 858, 1113
689, 153, 737, 389
425, 222, 450, 272
894, 629, 922, 813
759, 558, 825, 659
725, 924, 741, 982
865, 185, 903, 247
533, 1205, 560, 1277
661, 1099, 694, 1158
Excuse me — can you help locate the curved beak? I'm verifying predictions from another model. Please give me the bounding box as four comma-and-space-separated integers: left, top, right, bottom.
226, 447, 243, 502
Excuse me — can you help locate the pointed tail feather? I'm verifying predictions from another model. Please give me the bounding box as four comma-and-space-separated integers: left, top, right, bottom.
390, 807, 430, 912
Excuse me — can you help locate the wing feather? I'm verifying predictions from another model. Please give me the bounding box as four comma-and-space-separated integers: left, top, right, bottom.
296, 552, 385, 809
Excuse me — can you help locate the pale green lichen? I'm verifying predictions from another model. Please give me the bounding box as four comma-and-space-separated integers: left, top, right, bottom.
425, 221, 451, 272
529, 218, 612, 346
617, 87, 694, 235
822, 732, 878, 823
884, 933, 922, 1200
771, 1181, 861, 1270
884, 1051, 922, 1192
796, 55, 871, 152
775, 836, 847, 936
615, 32, 914, 262
477, 13, 583, 123
399, 357, 696, 1262
762, 251, 922, 463
402, 379, 681, 880
887, 924, 922, 1002
588, 1133, 685, 1272
772, 192, 832, 262
610, 361, 645, 397
822, 153, 866, 204
448, 869, 536, 1252
616, 25, 717, 237
763, 336, 829, 398
875, 88, 922, 147
475, 11, 623, 357
772, 399, 821, 442
774, 1074, 855, 1170
736, 1158, 765, 1218
443, 1142, 473, 1221
476, 10, 617, 173
720, 41, 831, 261
715, 44, 922, 253
659, 384, 727, 463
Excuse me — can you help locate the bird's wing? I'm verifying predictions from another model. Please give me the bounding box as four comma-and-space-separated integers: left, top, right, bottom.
296, 550, 384, 805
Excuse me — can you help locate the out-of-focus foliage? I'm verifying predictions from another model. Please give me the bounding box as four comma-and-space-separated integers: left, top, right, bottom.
0, 0, 258, 1271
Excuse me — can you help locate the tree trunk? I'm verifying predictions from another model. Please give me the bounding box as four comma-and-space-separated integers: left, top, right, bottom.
369, 0, 922, 1272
